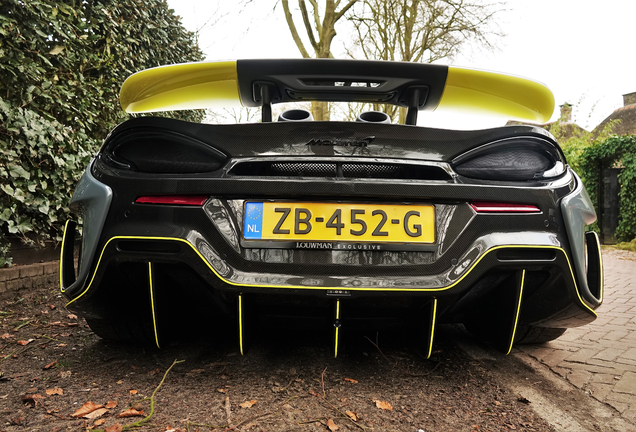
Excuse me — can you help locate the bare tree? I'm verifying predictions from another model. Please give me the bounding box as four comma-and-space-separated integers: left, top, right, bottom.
347, 0, 500, 122
281, 0, 359, 120
205, 107, 260, 124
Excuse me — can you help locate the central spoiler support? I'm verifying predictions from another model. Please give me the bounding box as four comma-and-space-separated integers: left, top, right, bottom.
260, 84, 273, 123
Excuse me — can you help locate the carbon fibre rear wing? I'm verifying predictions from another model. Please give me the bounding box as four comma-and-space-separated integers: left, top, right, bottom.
120, 59, 554, 125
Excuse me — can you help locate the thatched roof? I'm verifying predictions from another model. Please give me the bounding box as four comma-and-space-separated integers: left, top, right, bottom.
593, 103, 636, 137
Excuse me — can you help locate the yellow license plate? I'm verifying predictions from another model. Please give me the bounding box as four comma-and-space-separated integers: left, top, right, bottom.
243, 202, 435, 244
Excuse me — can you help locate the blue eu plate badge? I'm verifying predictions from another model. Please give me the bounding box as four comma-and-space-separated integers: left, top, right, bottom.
244, 202, 263, 239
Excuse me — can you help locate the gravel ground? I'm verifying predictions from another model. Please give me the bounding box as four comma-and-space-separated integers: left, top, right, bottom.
0, 284, 557, 432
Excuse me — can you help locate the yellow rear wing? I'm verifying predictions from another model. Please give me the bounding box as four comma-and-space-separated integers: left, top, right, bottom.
120, 59, 554, 125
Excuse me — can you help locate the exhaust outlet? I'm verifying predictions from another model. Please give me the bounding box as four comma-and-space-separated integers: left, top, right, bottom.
356, 110, 391, 124
277, 109, 314, 122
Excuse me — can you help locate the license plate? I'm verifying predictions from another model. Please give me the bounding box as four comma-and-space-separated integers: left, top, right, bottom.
243, 202, 435, 245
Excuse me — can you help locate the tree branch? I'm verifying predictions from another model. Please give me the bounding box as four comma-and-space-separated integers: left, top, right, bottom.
282, 0, 311, 58
299, 0, 320, 52
335, 0, 359, 21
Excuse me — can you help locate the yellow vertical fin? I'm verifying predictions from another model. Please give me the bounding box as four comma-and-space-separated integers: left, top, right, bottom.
238, 295, 244, 355
506, 270, 526, 355
426, 299, 438, 359
148, 262, 160, 349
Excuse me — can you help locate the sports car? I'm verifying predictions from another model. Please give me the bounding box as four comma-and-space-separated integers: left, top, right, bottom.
59, 59, 603, 356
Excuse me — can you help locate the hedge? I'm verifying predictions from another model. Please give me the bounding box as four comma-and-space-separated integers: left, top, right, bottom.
580, 135, 636, 242
0, 0, 205, 266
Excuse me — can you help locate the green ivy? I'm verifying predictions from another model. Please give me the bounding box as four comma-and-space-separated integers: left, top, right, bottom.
0, 0, 204, 265
580, 135, 636, 242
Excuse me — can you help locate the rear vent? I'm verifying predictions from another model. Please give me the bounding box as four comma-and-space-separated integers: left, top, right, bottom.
497, 248, 556, 262
117, 240, 182, 254
105, 130, 227, 174
229, 161, 451, 181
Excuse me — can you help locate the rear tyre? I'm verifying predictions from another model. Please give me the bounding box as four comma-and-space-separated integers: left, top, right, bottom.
514, 325, 567, 344
86, 317, 156, 345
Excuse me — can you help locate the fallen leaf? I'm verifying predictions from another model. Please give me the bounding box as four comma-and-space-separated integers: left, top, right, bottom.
308, 390, 320, 397
344, 378, 358, 383
67, 314, 78, 320
116, 380, 123, 385
72, 401, 104, 418
94, 419, 106, 426
239, 400, 257, 408
84, 408, 109, 420
17, 339, 34, 346
1, 333, 12, 339
22, 394, 46, 406
67, 322, 79, 327
56, 343, 67, 347
60, 333, 70, 337
345, 411, 359, 421
494, 400, 501, 406
105, 401, 117, 409
129, 389, 138, 395
60, 371, 72, 379
117, 408, 144, 418
188, 369, 205, 374
46, 387, 63, 395
217, 388, 227, 393
48, 304, 56, 310
327, 418, 339, 431
373, 399, 392, 410
105, 424, 123, 432
44, 361, 57, 369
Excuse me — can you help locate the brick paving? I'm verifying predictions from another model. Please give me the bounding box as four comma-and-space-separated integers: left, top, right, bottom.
519, 247, 636, 422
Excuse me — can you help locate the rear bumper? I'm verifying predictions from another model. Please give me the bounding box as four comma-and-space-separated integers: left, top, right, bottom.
61, 161, 602, 355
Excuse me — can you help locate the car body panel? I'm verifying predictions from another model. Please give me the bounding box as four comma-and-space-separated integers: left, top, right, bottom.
62, 60, 601, 355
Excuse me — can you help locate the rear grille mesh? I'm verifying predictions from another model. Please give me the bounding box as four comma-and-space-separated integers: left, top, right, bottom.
270, 162, 337, 177
230, 161, 451, 180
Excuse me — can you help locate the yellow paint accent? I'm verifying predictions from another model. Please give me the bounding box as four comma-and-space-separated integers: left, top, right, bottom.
593, 231, 604, 302
238, 295, 244, 356
120, 61, 241, 113
437, 67, 555, 123
334, 300, 340, 358
426, 298, 437, 359
148, 262, 160, 349
257, 202, 435, 244
59, 220, 71, 293
64, 236, 597, 318
506, 270, 526, 355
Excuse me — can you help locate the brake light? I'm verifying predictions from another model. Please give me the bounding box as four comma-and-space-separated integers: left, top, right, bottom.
470, 202, 540, 213
135, 195, 208, 206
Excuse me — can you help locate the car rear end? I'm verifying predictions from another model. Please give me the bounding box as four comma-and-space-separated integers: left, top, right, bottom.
60, 117, 602, 355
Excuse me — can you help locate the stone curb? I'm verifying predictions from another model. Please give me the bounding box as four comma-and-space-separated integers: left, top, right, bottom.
0, 261, 59, 298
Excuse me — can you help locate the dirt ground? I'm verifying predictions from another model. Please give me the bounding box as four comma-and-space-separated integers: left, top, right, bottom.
0, 284, 558, 432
